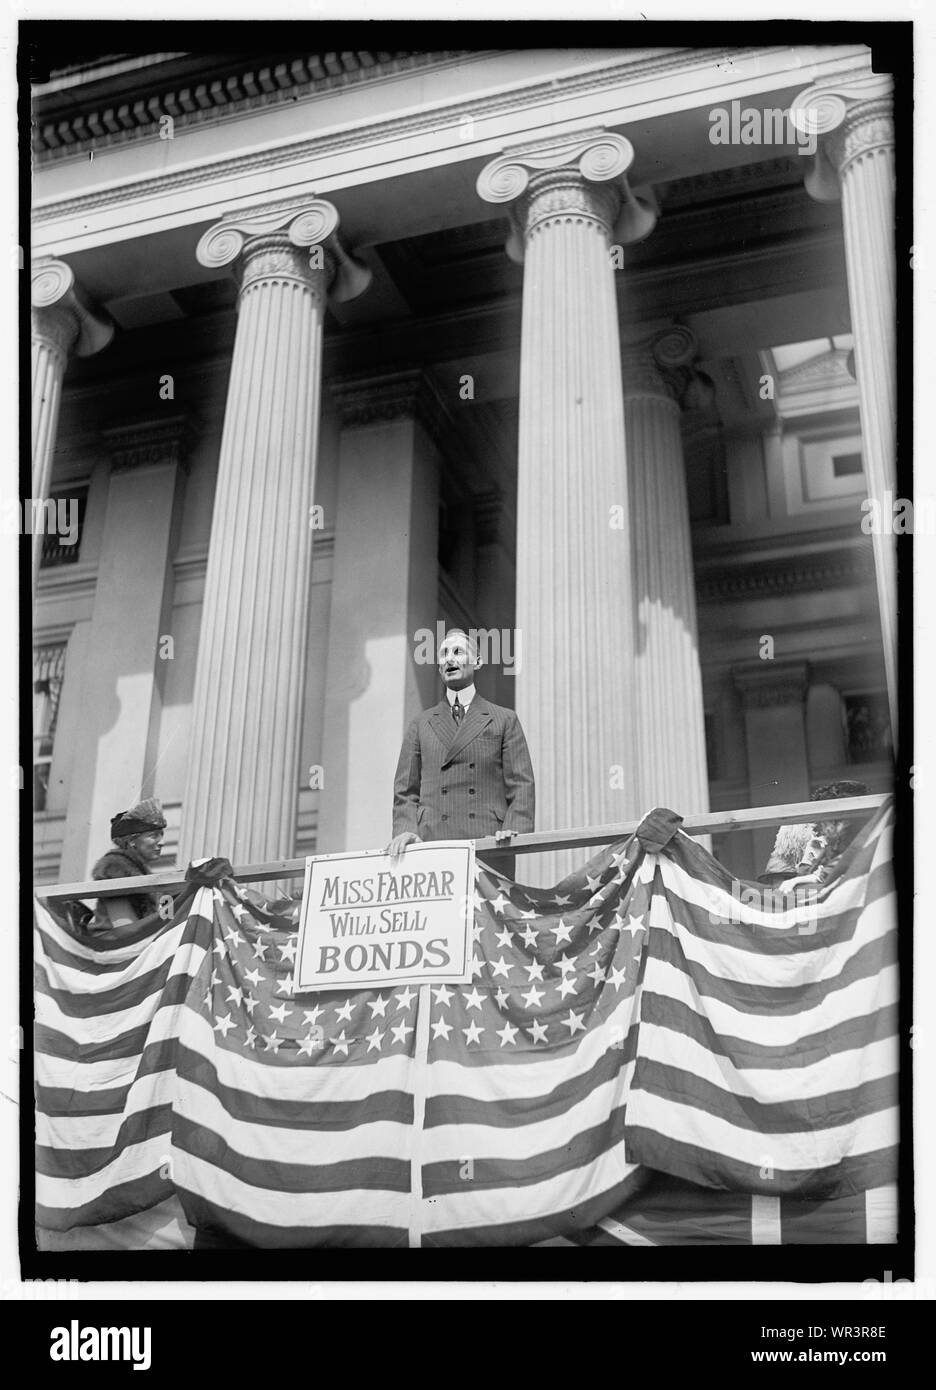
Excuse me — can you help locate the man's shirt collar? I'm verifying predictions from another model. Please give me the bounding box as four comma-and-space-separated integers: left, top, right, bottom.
446, 683, 476, 708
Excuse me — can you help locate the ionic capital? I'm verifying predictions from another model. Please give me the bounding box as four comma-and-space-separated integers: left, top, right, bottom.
621, 325, 715, 411
790, 71, 894, 202
477, 130, 658, 261
196, 200, 372, 303
31, 257, 114, 359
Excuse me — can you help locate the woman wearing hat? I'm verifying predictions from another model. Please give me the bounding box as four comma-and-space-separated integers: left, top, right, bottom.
88, 797, 168, 936
759, 780, 871, 892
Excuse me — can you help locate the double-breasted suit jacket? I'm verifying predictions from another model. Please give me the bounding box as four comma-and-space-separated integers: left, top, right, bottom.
392, 695, 535, 844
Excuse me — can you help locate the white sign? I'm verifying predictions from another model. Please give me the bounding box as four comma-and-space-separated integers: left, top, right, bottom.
295, 842, 475, 992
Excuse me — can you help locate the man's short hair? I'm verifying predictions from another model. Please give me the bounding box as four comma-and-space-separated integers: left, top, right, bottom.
440, 627, 479, 661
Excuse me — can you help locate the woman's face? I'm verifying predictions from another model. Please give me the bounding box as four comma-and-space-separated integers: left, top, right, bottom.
132, 829, 164, 864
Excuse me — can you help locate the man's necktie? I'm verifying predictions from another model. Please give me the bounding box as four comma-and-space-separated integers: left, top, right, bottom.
452, 697, 463, 726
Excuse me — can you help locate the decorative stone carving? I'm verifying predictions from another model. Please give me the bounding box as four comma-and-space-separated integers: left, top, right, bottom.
196, 200, 372, 303
477, 130, 658, 262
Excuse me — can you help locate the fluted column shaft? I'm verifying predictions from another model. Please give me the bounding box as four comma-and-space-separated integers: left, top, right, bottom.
179, 202, 367, 867
479, 134, 656, 882
31, 259, 112, 591
622, 337, 709, 817
793, 75, 897, 741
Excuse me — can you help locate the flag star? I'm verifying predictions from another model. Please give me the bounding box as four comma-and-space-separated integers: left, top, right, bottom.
244, 966, 262, 988
496, 1021, 519, 1047
212, 939, 228, 960
561, 1009, 586, 1036
244, 994, 258, 1016
251, 939, 268, 960
462, 1020, 485, 1046
557, 975, 579, 1000
521, 984, 545, 1009
607, 910, 626, 931
223, 926, 244, 949
585, 873, 601, 892
494, 926, 513, 950
552, 894, 572, 907
495, 987, 510, 1009
471, 955, 484, 978
517, 907, 538, 920
606, 964, 629, 992
432, 984, 454, 1008
524, 959, 545, 982
551, 920, 574, 945
490, 955, 512, 980
527, 1019, 549, 1045
472, 890, 485, 910
335, 998, 355, 1023
278, 937, 297, 963
431, 1016, 453, 1040
298, 1032, 322, 1057
367, 993, 389, 1019
244, 1026, 257, 1049
520, 924, 540, 949
263, 1030, 284, 1054
302, 1005, 324, 1027
391, 1019, 413, 1046
202, 989, 213, 1009
471, 920, 485, 942
556, 954, 577, 976
394, 986, 416, 1012
226, 985, 244, 1007
490, 893, 510, 914
463, 986, 485, 1013
331, 1030, 351, 1057
210, 969, 221, 987
588, 917, 606, 936
276, 974, 294, 996
268, 1000, 289, 1024
624, 914, 646, 938
365, 1027, 385, 1053
587, 962, 607, 986
611, 846, 632, 868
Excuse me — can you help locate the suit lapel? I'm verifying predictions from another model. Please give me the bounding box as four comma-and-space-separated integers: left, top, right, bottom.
442, 697, 493, 767
429, 700, 456, 752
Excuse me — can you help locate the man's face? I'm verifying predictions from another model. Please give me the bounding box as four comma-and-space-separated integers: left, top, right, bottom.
438, 634, 478, 691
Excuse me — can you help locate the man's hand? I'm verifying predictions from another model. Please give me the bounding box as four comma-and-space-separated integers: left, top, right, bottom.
494, 829, 513, 845
387, 831, 420, 864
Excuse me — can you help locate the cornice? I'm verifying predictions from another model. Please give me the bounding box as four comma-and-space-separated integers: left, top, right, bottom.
100, 413, 194, 474
328, 367, 450, 446
733, 659, 809, 710
34, 46, 780, 227
696, 545, 873, 603
33, 52, 477, 161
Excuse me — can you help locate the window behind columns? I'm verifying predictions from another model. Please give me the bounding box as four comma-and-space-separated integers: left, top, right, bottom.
33, 642, 67, 812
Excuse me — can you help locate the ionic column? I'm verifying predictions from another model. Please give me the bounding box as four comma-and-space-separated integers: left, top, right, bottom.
621, 328, 709, 818
177, 202, 370, 867
478, 131, 657, 883
791, 73, 897, 742
31, 258, 112, 590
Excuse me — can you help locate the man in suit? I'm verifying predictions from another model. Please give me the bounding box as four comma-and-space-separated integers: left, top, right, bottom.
387, 628, 535, 877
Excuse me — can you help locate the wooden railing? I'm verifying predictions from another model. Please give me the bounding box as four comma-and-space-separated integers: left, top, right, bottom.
34, 794, 889, 903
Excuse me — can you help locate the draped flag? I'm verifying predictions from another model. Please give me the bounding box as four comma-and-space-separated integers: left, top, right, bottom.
33, 801, 897, 1248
